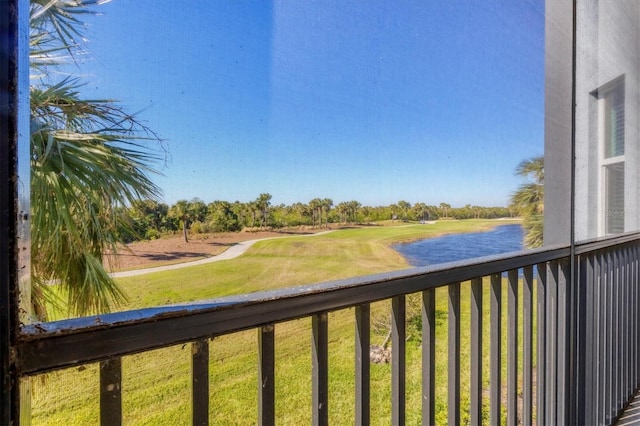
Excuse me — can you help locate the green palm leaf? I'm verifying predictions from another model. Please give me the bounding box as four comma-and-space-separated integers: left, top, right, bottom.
510, 156, 544, 248
30, 0, 164, 319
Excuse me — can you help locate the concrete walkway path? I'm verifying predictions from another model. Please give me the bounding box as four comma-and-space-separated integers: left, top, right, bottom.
110, 230, 334, 278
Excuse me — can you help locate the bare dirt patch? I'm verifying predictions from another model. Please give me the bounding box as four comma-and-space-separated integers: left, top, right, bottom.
104, 229, 320, 272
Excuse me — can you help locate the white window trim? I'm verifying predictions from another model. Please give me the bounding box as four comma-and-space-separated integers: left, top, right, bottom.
596, 77, 625, 235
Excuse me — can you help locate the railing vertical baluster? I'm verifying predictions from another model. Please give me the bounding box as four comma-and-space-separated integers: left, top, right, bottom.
470, 278, 483, 425
628, 245, 634, 398
490, 274, 502, 426
192, 339, 209, 426
259, 325, 275, 426
623, 246, 629, 404
392, 295, 406, 426
355, 304, 370, 426
616, 247, 627, 415
633, 244, 637, 394
594, 252, 611, 424
569, 253, 580, 425
612, 248, 620, 417
545, 261, 558, 425
605, 250, 613, 425
587, 254, 608, 423
628, 246, 632, 397
621, 247, 626, 407
616, 246, 623, 413
448, 282, 460, 426
629, 246, 635, 397
621, 247, 628, 407
591, 252, 608, 424
619, 244, 629, 410
312, 313, 328, 426
636, 243, 639, 385
610, 249, 616, 420
536, 263, 547, 425
632, 246, 636, 394
100, 357, 122, 426
626, 245, 631, 398
422, 289, 435, 426
507, 269, 518, 426
636, 244, 640, 390
630, 245, 640, 391
621, 247, 628, 405
577, 254, 594, 425
619, 247, 625, 406
633, 247, 635, 395
522, 266, 533, 426
636, 243, 639, 389
557, 259, 570, 423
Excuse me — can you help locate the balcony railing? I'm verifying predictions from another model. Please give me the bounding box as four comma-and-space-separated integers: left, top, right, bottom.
13, 232, 640, 425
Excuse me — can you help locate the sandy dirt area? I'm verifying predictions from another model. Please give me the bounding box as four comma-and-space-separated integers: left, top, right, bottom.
105, 229, 319, 272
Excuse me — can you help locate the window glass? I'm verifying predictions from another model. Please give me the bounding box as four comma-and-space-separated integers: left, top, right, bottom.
605, 163, 625, 234
603, 82, 625, 159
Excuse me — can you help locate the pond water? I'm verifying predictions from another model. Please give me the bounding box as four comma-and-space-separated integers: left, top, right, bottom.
392, 224, 524, 267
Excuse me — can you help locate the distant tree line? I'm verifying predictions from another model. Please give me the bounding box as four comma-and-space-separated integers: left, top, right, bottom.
117, 194, 514, 243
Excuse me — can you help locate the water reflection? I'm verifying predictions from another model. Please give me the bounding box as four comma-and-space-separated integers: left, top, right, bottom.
393, 224, 524, 267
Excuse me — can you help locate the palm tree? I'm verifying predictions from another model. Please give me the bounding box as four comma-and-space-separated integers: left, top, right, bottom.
309, 198, 322, 228
246, 201, 259, 228
321, 198, 333, 228
347, 200, 361, 224
397, 200, 411, 221
439, 202, 451, 219
412, 202, 428, 222
510, 156, 544, 248
30, 1, 163, 318
169, 200, 191, 243
255, 193, 272, 228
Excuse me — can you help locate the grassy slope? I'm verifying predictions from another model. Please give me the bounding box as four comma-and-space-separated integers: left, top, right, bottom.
117, 219, 509, 308
32, 219, 527, 425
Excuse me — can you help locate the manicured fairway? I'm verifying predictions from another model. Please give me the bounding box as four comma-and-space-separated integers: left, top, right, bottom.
115, 219, 514, 309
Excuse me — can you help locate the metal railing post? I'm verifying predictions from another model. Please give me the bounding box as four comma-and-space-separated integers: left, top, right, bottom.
355, 304, 370, 426
192, 339, 210, 426
259, 325, 275, 426
448, 283, 460, 426
469, 278, 483, 425
490, 274, 502, 425
422, 289, 436, 425
312, 314, 328, 426
391, 296, 406, 426
100, 358, 122, 426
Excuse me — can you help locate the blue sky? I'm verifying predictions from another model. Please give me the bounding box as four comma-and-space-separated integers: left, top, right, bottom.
77, 0, 544, 207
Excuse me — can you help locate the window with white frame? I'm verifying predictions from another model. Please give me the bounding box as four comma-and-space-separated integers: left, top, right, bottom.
597, 78, 625, 234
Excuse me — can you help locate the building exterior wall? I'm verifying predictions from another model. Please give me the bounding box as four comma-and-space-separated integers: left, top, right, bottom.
573, 0, 640, 241
543, 0, 574, 246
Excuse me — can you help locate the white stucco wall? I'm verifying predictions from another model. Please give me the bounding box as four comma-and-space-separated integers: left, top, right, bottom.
573, 0, 640, 241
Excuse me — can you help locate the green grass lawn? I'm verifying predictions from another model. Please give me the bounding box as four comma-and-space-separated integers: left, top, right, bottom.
31, 219, 532, 425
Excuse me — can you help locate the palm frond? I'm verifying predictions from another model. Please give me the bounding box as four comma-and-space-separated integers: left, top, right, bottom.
30, 0, 108, 48
30, 1, 107, 74
511, 156, 544, 248
30, 0, 164, 319
515, 155, 544, 184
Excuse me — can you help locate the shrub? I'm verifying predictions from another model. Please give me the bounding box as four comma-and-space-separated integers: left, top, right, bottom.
190, 221, 204, 234
145, 229, 161, 240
